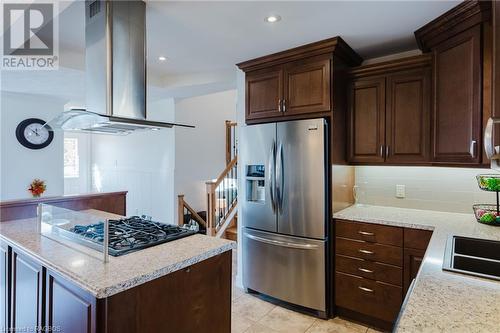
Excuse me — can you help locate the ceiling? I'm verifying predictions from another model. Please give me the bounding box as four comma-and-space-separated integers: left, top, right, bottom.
3, 1, 461, 101
58, 0, 459, 76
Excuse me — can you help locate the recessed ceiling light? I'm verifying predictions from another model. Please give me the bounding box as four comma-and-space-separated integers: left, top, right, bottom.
265, 15, 281, 23
158, 56, 167, 61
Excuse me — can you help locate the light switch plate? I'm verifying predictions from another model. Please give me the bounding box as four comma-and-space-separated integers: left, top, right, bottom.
396, 185, 406, 198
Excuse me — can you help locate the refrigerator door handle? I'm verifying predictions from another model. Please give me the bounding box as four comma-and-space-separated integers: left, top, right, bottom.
276, 141, 284, 213
268, 142, 276, 212
245, 233, 319, 250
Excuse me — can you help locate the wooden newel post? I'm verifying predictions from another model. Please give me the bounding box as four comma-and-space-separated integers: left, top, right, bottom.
205, 181, 216, 236
178, 195, 185, 226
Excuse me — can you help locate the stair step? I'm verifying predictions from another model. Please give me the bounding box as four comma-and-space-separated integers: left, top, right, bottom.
225, 226, 237, 241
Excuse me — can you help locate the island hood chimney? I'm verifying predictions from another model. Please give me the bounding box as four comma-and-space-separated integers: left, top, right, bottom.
46, 0, 193, 134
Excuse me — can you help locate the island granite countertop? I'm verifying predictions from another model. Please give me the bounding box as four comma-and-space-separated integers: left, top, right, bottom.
0, 210, 235, 299
333, 204, 500, 332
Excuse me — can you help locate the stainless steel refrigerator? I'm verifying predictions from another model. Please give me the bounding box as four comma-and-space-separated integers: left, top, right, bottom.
241, 118, 328, 314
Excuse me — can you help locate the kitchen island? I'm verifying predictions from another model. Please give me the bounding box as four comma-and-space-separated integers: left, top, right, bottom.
334, 205, 500, 332
0, 210, 235, 333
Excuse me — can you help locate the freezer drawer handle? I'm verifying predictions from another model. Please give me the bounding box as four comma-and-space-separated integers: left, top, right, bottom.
358, 267, 374, 274
358, 286, 374, 293
358, 231, 375, 236
245, 233, 319, 250
358, 249, 374, 255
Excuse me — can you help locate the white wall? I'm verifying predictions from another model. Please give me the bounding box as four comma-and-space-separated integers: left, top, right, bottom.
90, 98, 176, 223
174, 89, 237, 219
355, 166, 498, 213
0, 92, 66, 200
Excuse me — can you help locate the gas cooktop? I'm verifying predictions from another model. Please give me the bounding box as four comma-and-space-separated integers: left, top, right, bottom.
70, 216, 196, 256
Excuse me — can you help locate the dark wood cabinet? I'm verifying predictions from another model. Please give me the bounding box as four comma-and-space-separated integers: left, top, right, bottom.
283, 56, 331, 115
11, 249, 44, 330
0, 242, 8, 330
246, 68, 283, 121
348, 56, 432, 165
348, 77, 386, 163
494, 1, 500, 118
238, 37, 362, 125
403, 248, 425, 294
403, 228, 432, 294
415, 0, 491, 165
46, 271, 96, 333
334, 219, 433, 331
386, 69, 431, 163
0, 240, 232, 333
431, 26, 482, 164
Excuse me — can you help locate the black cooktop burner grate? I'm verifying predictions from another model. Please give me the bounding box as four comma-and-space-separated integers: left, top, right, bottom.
70, 216, 196, 256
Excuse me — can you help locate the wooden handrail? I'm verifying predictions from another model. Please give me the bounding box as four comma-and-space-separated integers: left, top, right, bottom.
177, 194, 206, 227
206, 156, 237, 189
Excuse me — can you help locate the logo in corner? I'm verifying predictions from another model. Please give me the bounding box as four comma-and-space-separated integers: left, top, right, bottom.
2, 1, 59, 70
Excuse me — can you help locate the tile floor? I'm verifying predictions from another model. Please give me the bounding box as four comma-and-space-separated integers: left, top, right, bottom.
231, 251, 380, 333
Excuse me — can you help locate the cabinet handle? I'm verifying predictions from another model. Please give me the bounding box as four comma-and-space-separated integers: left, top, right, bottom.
358, 249, 374, 255
386, 145, 390, 157
358, 286, 374, 293
470, 140, 477, 158
282, 99, 287, 112
358, 231, 374, 236
278, 99, 282, 112
358, 267, 374, 273
379, 145, 384, 157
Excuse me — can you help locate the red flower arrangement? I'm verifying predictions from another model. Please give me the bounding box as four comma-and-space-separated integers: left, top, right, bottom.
28, 179, 46, 198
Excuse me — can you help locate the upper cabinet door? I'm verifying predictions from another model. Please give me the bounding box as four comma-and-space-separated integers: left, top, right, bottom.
386, 68, 431, 164
246, 68, 283, 121
283, 56, 331, 116
348, 77, 386, 163
432, 26, 482, 164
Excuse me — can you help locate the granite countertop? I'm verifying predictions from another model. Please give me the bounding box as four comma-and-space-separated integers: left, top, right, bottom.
0, 210, 235, 299
333, 205, 500, 332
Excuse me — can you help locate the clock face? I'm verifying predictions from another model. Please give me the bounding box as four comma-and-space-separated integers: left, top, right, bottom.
16, 118, 54, 150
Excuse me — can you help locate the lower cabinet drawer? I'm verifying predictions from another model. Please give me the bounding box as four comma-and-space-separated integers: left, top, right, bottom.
336, 255, 402, 286
336, 237, 403, 266
335, 271, 402, 323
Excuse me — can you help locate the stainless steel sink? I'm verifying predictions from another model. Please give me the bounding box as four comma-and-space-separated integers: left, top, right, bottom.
443, 236, 500, 281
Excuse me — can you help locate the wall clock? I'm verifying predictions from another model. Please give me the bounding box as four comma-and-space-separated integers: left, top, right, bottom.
15, 118, 54, 150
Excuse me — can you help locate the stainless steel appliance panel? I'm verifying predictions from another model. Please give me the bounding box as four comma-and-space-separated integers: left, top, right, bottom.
241, 124, 278, 232
242, 228, 326, 311
276, 119, 326, 239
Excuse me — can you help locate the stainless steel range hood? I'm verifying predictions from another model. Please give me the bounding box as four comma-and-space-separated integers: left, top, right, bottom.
47, 0, 193, 134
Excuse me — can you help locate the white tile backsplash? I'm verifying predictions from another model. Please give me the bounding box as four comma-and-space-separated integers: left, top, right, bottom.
355, 166, 500, 213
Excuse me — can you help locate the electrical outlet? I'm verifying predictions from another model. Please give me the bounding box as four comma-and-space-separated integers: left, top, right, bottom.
396, 185, 406, 198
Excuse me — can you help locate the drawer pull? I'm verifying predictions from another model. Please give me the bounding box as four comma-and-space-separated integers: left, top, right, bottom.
358, 286, 374, 293
358, 249, 374, 255
358, 267, 374, 273
358, 231, 375, 236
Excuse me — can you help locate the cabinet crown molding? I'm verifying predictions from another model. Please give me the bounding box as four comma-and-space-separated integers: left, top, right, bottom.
349, 54, 432, 78
236, 36, 362, 72
415, 0, 491, 52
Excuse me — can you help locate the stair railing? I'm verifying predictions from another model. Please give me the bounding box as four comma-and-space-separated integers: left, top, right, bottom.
225, 120, 237, 165
177, 194, 207, 228
205, 156, 238, 236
